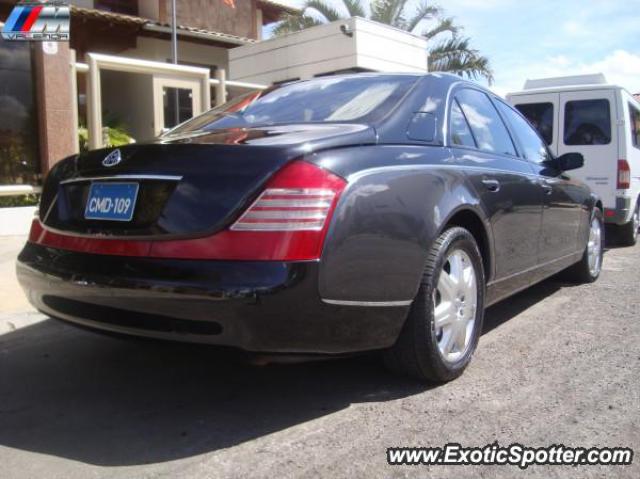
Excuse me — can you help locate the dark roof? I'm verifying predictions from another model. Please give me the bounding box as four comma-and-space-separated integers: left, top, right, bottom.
70, 6, 255, 47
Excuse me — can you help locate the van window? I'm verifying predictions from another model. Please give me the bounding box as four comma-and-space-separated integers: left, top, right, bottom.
455, 89, 516, 156
449, 99, 476, 148
496, 101, 551, 164
515, 103, 553, 145
629, 102, 640, 148
564, 99, 611, 145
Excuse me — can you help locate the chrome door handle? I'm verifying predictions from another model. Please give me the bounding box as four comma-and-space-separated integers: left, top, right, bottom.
540, 181, 553, 195
481, 179, 500, 192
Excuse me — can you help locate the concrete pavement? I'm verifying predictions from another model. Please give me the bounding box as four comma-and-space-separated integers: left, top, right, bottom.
0, 238, 638, 478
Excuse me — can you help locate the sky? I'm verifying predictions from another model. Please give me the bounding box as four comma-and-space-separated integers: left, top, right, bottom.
269, 0, 640, 96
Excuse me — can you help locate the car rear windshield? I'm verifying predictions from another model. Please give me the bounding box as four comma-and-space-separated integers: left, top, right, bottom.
167, 75, 418, 134
515, 102, 554, 145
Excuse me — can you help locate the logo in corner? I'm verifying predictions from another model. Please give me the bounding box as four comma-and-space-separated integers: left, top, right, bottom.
102, 149, 122, 167
2, 1, 70, 42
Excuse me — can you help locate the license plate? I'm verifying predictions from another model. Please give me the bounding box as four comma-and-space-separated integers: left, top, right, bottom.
84, 182, 139, 221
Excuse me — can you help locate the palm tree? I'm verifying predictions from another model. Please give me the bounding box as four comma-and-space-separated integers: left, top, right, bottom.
273, 0, 494, 84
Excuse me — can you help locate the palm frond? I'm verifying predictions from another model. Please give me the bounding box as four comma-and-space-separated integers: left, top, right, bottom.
342, 0, 366, 18
305, 0, 346, 22
406, 2, 441, 33
370, 0, 402, 26
273, 14, 323, 36
422, 16, 459, 40
428, 37, 494, 84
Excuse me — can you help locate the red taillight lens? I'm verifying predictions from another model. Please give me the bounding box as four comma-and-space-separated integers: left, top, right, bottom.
618, 159, 631, 189
231, 189, 336, 231
149, 160, 347, 261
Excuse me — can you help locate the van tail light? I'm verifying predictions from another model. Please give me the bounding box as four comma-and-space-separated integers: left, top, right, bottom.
618, 159, 631, 189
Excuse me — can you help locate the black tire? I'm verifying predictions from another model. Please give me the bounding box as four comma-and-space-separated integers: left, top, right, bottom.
616, 201, 639, 247
383, 226, 485, 383
564, 208, 604, 283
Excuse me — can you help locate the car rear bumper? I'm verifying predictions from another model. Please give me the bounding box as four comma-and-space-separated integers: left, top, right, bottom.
604, 197, 633, 225
16, 243, 409, 354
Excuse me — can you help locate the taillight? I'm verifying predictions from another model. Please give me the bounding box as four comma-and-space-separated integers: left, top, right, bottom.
231, 189, 335, 231
149, 160, 347, 261
225, 160, 346, 259
618, 159, 631, 189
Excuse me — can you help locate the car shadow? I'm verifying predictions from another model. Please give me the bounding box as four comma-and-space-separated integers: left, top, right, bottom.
0, 275, 564, 467
482, 278, 562, 334
0, 319, 428, 466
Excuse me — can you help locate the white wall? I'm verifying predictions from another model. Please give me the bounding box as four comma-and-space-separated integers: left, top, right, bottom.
123, 37, 228, 71
101, 70, 155, 142
0, 207, 36, 236
229, 17, 428, 85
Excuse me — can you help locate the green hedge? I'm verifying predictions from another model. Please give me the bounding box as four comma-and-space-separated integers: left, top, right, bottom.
0, 194, 40, 208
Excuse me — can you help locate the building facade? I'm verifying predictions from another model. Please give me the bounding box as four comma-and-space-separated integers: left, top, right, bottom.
0, 0, 293, 186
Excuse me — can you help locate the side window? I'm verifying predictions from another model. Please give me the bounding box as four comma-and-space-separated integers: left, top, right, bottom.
496, 101, 551, 164
515, 102, 554, 145
564, 99, 611, 145
455, 89, 516, 156
449, 99, 476, 147
629, 102, 640, 149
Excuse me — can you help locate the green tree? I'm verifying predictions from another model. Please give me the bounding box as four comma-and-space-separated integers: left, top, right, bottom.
274, 0, 494, 84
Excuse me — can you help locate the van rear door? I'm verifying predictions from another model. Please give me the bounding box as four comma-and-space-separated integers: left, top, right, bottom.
508, 93, 559, 155
557, 89, 618, 209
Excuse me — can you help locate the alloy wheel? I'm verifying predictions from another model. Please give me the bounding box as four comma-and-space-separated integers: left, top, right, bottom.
587, 217, 603, 276
433, 249, 478, 363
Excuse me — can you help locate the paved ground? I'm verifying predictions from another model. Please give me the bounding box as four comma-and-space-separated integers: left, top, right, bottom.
0, 237, 638, 478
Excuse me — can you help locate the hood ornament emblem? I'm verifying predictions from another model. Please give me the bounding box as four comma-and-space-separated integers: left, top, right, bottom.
102, 149, 122, 167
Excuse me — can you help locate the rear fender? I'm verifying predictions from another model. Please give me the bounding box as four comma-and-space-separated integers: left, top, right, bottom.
318, 161, 487, 304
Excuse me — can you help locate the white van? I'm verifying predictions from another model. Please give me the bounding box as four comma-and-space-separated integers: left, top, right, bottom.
507, 73, 640, 245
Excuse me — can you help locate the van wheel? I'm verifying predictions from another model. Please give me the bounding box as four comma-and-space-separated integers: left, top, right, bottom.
383, 227, 485, 383
564, 208, 604, 283
617, 201, 639, 246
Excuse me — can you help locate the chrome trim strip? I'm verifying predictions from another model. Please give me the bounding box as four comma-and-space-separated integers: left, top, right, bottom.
60, 174, 183, 185
322, 299, 413, 307
347, 163, 551, 182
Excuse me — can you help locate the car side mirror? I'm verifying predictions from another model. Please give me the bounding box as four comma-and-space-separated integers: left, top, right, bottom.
554, 152, 584, 171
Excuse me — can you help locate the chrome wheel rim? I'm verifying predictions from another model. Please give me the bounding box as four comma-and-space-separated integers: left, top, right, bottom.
587, 217, 602, 276
433, 249, 478, 363
633, 207, 639, 238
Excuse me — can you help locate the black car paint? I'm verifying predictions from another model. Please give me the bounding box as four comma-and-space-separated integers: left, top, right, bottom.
17, 244, 407, 353
17, 73, 598, 353
41, 124, 377, 239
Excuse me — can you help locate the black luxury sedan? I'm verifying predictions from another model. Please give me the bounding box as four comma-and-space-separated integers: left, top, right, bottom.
17, 73, 603, 382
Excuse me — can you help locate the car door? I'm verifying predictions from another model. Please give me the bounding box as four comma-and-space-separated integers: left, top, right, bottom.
495, 99, 587, 263
450, 88, 543, 280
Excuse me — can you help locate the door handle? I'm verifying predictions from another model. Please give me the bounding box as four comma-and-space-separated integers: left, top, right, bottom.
481, 179, 501, 192
540, 181, 553, 195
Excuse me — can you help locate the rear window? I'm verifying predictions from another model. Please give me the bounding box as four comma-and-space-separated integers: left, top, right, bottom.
629, 102, 640, 148
564, 99, 611, 145
515, 102, 554, 145
167, 75, 418, 134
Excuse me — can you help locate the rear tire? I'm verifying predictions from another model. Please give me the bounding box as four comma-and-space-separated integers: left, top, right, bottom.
564, 208, 604, 283
617, 201, 639, 246
383, 226, 485, 383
